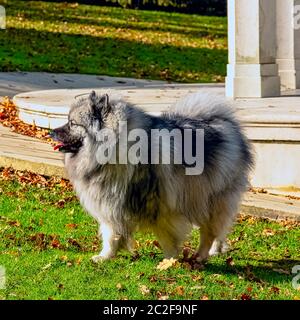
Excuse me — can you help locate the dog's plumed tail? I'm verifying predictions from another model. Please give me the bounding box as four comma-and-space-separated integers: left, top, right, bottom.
167, 91, 235, 121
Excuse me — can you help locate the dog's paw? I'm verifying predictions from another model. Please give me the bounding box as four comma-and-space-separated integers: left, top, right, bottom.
209, 240, 229, 256
194, 255, 208, 264
91, 255, 109, 264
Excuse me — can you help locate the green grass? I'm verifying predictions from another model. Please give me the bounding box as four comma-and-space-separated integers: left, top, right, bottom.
0, 178, 299, 300
0, 0, 227, 82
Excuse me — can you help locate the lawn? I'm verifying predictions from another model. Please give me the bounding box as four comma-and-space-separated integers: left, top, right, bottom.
0, 0, 227, 82
0, 171, 299, 300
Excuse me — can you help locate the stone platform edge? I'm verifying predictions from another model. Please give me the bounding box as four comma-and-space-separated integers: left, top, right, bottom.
0, 155, 66, 179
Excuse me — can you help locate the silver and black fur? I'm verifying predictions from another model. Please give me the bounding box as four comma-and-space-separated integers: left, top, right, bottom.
51, 91, 253, 263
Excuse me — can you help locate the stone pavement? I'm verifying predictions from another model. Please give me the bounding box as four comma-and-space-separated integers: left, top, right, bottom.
0, 71, 165, 97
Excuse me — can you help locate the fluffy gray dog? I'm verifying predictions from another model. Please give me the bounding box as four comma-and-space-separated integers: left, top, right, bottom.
51, 91, 253, 264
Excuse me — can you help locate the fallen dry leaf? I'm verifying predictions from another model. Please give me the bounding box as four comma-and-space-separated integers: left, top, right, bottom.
0, 97, 53, 143
158, 295, 169, 300
156, 291, 168, 300
149, 275, 158, 283
152, 240, 161, 249
174, 286, 185, 296
156, 258, 178, 271
182, 247, 191, 261
139, 285, 150, 296
262, 228, 275, 236
226, 257, 235, 266
8, 220, 21, 227
0, 167, 73, 191
56, 200, 66, 208
65, 223, 78, 229
51, 239, 61, 248
240, 293, 252, 300
270, 286, 280, 294
67, 238, 81, 249
116, 283, 123, 290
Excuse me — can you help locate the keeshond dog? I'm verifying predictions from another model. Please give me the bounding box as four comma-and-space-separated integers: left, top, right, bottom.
51, 91, 253, 264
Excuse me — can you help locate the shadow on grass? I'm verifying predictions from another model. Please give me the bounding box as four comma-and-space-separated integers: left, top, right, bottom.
205, 257, 300, 286
0, 27, 227, 82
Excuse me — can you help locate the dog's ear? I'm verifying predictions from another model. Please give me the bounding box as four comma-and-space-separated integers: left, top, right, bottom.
89, 91, 111, 119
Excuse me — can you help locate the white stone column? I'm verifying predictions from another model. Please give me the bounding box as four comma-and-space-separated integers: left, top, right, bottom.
276, 0, 300, 90
226, 0, 281, 98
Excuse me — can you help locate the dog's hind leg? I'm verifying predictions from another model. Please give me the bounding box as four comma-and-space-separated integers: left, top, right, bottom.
156, 231, 181, 259
196, 189, 242, 262
154, 216, 192, 259
194, 226, 215, 263
92, 222, 130, 263
208, 239, 229, 256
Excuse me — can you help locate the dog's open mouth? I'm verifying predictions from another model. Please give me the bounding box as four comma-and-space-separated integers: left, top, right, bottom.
53, 140, 83, 153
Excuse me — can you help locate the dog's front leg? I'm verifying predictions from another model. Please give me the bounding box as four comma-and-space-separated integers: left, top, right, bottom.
92, 222, 121, 263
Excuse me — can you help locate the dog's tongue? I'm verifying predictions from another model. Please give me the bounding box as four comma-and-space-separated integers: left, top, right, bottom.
54, 143, 64, 151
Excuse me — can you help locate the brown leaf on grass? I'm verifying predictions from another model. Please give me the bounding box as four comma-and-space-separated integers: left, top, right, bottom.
174, 286, 185, 296
156, 258, 178, 271
56, 200, 66, 208
0, 168, 73, 191
139, 285, 150, 296
270, 286, 280, 294
158, 294, 169, 300
182, 247, 191, 262
226, 257, 235, 266
131, 252, 141, 261
60, 255, 68, 262
67, 238, 81, 249
51, 239, 61, 248
152, 240, 161, 249
192, 275, 203, 282
156, 291, 168, 300
201, 295, 209, 300
241, 293, 252, 300
149, 252, 157, 259
65, 223, 78, 229
58, 284, 64, 290
8, 220, 21, 227
149, 275, 158, 283
262, 228, 275, 236
116, 283, 125, 291
30, 232, 47, 249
